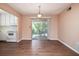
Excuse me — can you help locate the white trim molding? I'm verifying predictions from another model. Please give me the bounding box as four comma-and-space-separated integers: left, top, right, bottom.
16, 39, 21, 42
58, 40, 79, 54
49, 38, 59, 40
22, 38, 32, 40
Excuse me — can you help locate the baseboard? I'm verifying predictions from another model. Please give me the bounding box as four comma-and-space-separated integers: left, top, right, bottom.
16, 39, 21, 42
49, 38, 59, 40
58, 40, 79, 54
22, 38, 32, 40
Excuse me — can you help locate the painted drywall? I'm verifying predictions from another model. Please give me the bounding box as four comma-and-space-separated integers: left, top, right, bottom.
21, 16, 32, 40
0, 3, 22, 42
21, 16, 58, 40
58, 4, 79, 52
48, 16, 58, 40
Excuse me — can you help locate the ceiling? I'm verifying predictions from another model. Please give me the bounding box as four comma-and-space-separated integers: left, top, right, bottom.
8, 3, 71, 17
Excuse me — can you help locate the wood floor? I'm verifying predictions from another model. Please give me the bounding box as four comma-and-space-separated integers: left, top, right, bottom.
0, 40, 79, 56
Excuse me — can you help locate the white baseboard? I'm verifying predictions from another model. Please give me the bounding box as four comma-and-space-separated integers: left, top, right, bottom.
22, 38, 58, 40
16, 39, 21, 42
22, 38, 32, 40
49, 38, 59, 40
58, 40, 79, 54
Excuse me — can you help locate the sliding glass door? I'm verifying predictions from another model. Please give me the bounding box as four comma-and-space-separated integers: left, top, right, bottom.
32, 18, 48, 40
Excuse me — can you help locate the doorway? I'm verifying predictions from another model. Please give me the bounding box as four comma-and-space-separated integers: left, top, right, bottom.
32, 18, 48, 40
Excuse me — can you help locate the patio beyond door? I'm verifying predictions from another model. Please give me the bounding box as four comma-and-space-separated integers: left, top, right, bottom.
32, 19, 48, 40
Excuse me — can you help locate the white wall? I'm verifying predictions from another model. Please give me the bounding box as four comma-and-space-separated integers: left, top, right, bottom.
58, 4, 79, 52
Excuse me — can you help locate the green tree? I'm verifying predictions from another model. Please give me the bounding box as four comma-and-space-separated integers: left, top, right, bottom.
32, 22, 47, 37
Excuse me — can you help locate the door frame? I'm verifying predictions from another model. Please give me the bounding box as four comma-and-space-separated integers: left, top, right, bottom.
31, 18, 49, 40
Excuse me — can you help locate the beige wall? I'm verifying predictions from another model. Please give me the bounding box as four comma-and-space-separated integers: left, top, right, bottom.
48, 16, 58, 40
0, 3, 22, 42
58, 4, 79, 52
21, 16, 32, 40
21, 16, 58, 40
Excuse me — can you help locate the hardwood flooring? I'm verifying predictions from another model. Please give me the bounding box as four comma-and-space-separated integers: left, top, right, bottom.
0, 40, 79, 56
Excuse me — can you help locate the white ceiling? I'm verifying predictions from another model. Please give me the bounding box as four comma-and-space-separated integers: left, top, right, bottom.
8, 3, 71, 17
